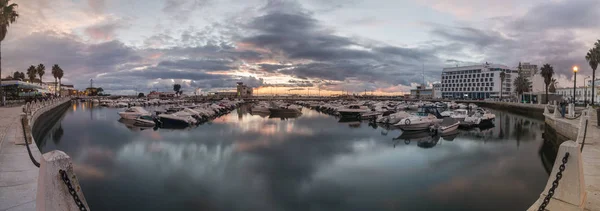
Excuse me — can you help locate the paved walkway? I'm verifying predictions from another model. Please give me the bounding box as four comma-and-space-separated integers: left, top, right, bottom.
0, 107, 40, 211
582, 117, 600, 210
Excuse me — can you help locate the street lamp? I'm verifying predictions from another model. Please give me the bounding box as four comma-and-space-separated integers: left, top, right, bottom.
573, 66, 578, 104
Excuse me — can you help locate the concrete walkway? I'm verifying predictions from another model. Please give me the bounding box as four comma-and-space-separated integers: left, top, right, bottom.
0, 107, 40, 211
582, 114, 600, 210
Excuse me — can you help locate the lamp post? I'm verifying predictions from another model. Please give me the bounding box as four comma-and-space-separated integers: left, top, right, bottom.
573, 66, 578, 104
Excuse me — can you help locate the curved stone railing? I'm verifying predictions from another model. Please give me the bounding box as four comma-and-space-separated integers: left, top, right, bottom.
22, 97, 72, 126
20, 97, 91, 211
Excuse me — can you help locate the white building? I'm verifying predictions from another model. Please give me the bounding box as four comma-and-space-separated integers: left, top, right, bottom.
432, 83, 442, 99
520, 62, 538, 79
555, 86, 600, 103
440, 63, 517, 99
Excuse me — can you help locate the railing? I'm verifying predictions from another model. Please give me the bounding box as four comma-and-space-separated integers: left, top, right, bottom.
529, 107, 593, 210
19, 97, 91, 211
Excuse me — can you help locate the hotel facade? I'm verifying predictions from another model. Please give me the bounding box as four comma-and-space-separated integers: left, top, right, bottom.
440, 64, 518, 99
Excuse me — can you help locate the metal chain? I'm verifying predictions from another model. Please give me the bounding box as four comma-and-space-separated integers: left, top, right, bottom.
59, 170, 88, 211
538, 152, 570, 211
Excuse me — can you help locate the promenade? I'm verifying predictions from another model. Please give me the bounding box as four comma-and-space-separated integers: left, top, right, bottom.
0, 107, 40, 211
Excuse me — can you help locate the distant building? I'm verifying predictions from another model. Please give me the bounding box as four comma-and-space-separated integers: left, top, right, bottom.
212, 92, 238, 98
520, 62, 538, 79
236, 82, 253, 97
410, 85, 432, 99
147, 91, 176, 98
555, 86, 600, 104
432, 83, 442, 99
440, 63, 518, 99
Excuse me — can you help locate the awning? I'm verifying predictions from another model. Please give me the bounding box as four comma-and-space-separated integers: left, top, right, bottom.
0, 80, 44, 89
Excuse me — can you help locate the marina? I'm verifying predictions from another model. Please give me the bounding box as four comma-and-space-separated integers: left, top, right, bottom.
31, 99, 553, 211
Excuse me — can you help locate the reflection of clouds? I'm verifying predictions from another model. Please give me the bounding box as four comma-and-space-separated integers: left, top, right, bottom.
116, 141, 236, 178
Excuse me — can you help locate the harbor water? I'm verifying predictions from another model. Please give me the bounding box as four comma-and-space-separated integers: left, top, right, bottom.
38, 102, 551, 211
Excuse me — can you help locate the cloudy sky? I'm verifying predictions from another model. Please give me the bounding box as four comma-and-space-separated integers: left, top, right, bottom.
4, 0, 600, 95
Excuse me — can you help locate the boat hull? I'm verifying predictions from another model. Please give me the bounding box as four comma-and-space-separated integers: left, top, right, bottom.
119, 113, 141, 120
396, 122, 435, 131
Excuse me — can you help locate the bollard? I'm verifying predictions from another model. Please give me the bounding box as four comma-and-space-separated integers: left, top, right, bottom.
529, 141, 586, 211
576, 109, 589, 144
544, 105, 550, 114
36, 151, 90, 211
554, 104, 562, 118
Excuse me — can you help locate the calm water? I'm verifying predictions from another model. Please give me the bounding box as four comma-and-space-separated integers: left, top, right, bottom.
38, 102, 551, 211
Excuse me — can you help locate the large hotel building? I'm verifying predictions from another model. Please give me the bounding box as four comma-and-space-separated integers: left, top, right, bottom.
440, 63, 518, 99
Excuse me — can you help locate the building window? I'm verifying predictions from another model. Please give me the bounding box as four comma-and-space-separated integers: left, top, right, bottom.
491, 73, 494, 77
486, 73, 489, 77
486, 82, 489, 86
491, 82, 494, 86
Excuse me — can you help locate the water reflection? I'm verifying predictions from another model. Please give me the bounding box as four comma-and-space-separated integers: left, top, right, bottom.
37, 102, 555, 211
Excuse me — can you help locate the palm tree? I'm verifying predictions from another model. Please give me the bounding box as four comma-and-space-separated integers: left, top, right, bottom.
500, 71, 506, 100
26, 65, 36, 83
57, 67, 63, 95
540, 64, 554, 104
0, 1, 19, 103
514, 71, 530, 102
585, 44, 599, 105
51, 64, 60, 95
36, 63, 45, 85
549, 78, 558, 93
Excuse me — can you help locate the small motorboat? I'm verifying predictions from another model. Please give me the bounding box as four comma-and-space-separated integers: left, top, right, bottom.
337, 105, 370, 118
134, 115, 157, 127
118, 107, 151, 120
431, 121, 459, 135
394, 109, 443, 131
450, 109, 468, 122
440, 111, 453, 117
461, 108, 496, 128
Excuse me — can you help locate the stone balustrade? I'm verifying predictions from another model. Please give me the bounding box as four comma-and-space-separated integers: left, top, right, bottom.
19, 97, 90, 211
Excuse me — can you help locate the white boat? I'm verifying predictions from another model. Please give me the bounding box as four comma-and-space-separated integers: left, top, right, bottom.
377, 111, 411, 124
457, 104, 468, 109
432, 121, 460, 135
450, 109, 469, 122
158, 112, 197, 127
118, 107, 150, 120
394, 111, 443, 131
440, 111, 453, 117
461, 108, 495, 127
134, 115, 156, 127
337, 105, 370, 118
468, 103, 478, 109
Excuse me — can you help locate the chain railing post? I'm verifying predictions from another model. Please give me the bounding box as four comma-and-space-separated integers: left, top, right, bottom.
528, 140, 586, 211
36, 150, 90, 211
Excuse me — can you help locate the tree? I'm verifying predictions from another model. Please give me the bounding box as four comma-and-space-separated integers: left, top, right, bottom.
36, 63, 45, 85
97, 87, 104, 94
56, 66, 63, 93
500, 71, 506, 100
173, 84, 181, 95
514, 71, 530, 102
540, 63, 554, 104
0, 0, 19, 103
549, 78, 558, 93
138, 92, 145, 98
585, 42, 600, 105
12, 71, 19, 80
26, 65, 36, 83
51, 64, 60, 95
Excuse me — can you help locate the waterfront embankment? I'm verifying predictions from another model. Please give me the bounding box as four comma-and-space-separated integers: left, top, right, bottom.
0, 97, 82, 211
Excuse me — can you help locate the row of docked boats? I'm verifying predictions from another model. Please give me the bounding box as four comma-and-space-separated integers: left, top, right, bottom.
117, 99, 244, 129
95, 98, 191, 108
299, 100, 495, 133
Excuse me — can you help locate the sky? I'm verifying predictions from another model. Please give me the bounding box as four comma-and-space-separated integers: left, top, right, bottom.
3, 0, 600, 95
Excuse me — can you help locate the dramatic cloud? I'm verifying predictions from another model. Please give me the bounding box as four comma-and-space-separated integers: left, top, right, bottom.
2, 0, 598, 94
